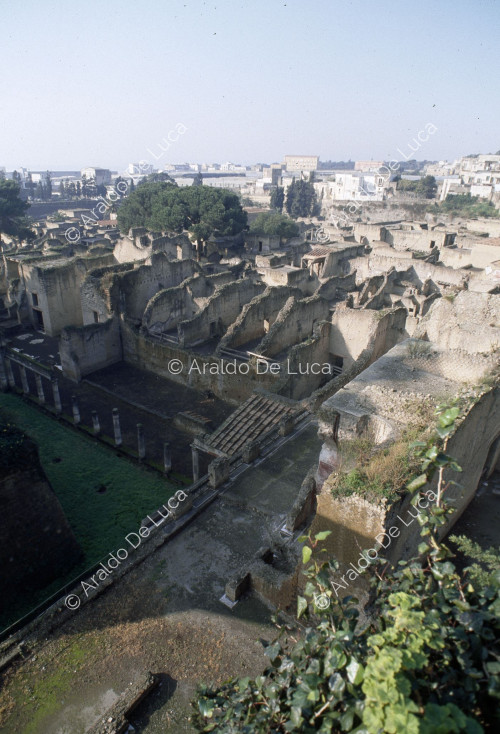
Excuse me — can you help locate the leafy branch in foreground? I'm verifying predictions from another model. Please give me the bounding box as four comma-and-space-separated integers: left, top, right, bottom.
193, 404, 500, 733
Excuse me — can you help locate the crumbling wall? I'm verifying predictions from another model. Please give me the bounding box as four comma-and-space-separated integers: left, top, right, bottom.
352, 251, 469, 291
315, 272, 357, 300
178, 279, 265, 347
258, 295, 330, 358
216, 286, 300, 353
151, 232, 193, 260
307, 308, 408, 412
415, 291, 500, 353
258, 266, 311, 290
357, 273, 386, 308
60, 317, 123, 381
329, 306, 406, 369
80, 266, 126, 325
19, 255, 114, 336
353, 223, 387, 243
113, 237, 150, 263
385, 228, 447, 252
142, 284, 197, 335
320, 245, 366, 278
117, 255, 201, 323
277, 321, 332, 400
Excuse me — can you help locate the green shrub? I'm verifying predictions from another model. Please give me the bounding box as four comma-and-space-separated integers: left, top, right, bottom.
193, 406, 500, 733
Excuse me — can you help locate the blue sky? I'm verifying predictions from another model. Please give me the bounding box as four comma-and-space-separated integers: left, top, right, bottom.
1, 0, 499, 169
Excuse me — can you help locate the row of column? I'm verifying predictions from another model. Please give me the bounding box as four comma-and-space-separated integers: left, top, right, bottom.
5, 359, 63, 413
92, 406, 171, 473
0, 355, 173, 474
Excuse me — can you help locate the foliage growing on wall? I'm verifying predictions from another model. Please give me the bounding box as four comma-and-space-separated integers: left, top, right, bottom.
193, 405, 500, 733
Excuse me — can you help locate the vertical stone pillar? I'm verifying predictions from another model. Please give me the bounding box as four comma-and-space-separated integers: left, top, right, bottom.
137, 423, 145, 461
35, 374, 45, 404
208, 456, 230, 488
5, 358, 15, 389
242, 440, 260, 464
92, 410, 101, 435
0, 350, 8, 391
112, 408, 122, 446
163, 442, 172, 475
279, 414, 295, 437
192, 446, 199, 482
20, 365, 29, 394
71, 395, 81, 425
51, 377, 62, 413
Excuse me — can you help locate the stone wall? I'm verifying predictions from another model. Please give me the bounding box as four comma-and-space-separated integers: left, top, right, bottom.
121, 322, 279, 403
258, 266, 312, 290
113, 237, 150, 263
321, 245, 366, 278
276, 321, 332, 400
310, 386, 500, 572
350, 252, 469, 290
307, 307, 408, 412
329, 306, 406, 369
353, 223, 387, 243
385, 227, 448, 252
216, 286, 299, 354
258, 295, 330, 358
141, 283, 197, 335
60, 317, 123, 381
315, 272, 357, 300
117, 255, 201, 323
179, 279, 265, 347
19, 254, 115, 336
415, 291, 500, 353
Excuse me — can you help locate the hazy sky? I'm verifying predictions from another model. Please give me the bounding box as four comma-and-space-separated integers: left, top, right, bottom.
1, 0, 499, 170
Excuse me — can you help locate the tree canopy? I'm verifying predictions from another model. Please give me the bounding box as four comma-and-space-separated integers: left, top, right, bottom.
250, 211, 299, 239
0, 179, 33, 241
398, 175, 437, 199
435, 193, 499, 219
285, 179, 318, 218
140, 171, 177, 185
117, 182, 248, 242
270, 186, 285, 212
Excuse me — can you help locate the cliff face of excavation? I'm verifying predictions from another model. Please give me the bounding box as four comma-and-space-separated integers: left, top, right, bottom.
0, 419, 82, 607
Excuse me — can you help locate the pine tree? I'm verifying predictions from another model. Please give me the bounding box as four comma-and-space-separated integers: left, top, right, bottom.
270, 186, 284, 212
44, 171, 52, 200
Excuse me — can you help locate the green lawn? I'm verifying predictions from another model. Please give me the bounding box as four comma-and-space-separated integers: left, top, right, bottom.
0, 393, 178, 630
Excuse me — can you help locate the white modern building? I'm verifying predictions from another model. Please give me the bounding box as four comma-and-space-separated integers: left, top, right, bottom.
314, 172, 388, 202
81, 167, 112, 185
